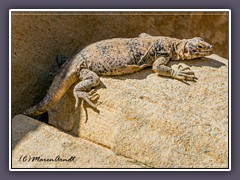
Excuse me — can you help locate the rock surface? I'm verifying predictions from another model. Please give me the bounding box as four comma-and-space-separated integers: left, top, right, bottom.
12, 115, 146, 168
11, 11, 229, 168
12, 54, 229, 168
47, 54, 229, 168
12, 11, 229, 116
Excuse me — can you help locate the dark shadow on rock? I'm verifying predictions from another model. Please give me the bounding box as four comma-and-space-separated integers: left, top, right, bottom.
96, 81, 107, 89
34, 112, 49, 124
12, 115, 41, 150
82, 101, 100, 123
169, 57, 227, 68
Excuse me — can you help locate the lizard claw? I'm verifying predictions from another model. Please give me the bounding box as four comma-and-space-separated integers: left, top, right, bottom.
88, 89, 97, 95
178, 64, 183, 70
172, 66, 198, 82
88, 89, 100, 101
178, 64, 191, 71
74, 91, 98, 110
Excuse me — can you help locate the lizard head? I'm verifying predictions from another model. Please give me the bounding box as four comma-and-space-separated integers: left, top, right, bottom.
183, 37, 213, 59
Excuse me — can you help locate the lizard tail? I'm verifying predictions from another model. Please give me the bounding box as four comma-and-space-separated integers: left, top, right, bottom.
23, 65, 79, 117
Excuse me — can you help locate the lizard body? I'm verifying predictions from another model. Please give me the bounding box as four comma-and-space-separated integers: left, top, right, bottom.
23, 33, 213, 117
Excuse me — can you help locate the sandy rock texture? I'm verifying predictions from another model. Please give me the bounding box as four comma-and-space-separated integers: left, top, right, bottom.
12, 11, 229, 116
47, 54, 229, 168
11, 11, 229, 169
12, 115, 146, 168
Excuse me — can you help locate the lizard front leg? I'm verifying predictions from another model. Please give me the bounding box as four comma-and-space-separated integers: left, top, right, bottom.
152, 57, 197, 81
74, 69, 100, 109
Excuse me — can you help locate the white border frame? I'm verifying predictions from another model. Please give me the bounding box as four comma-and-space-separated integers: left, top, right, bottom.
9, 9, 231, 171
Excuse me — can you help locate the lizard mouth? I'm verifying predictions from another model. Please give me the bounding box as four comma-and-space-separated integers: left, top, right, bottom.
185, 49, 213, 59
198, 50, 213, 55
192, 49, 213, 56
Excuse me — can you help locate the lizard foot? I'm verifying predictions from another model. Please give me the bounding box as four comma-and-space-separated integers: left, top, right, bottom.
172, 65, 198, 82
74, 90, 98, 110
88, 89, 100, 101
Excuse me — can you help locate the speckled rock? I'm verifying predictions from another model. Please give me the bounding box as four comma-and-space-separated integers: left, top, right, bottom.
48, 54, 228, 168
12, 115, 146, 168
12, 11, 229, 116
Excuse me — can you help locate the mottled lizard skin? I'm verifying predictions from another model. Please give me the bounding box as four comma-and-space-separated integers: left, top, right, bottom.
23, 33, 213, 117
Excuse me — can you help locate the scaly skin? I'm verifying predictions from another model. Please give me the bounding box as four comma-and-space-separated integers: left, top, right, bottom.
23, 33, 213, 117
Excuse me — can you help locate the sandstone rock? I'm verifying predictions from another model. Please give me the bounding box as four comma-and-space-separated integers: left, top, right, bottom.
12, 115, 146, 168
48, 54, 228, 168
12, 11, 229, 116
11, 11, 229, 168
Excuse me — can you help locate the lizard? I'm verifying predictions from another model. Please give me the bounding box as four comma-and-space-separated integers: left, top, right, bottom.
23, 33, 213, 117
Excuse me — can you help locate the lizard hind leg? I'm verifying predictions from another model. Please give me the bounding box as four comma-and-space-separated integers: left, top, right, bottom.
74, 69, 100, 109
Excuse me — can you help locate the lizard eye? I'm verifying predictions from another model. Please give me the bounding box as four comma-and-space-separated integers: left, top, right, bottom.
197, 45, 203, 49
